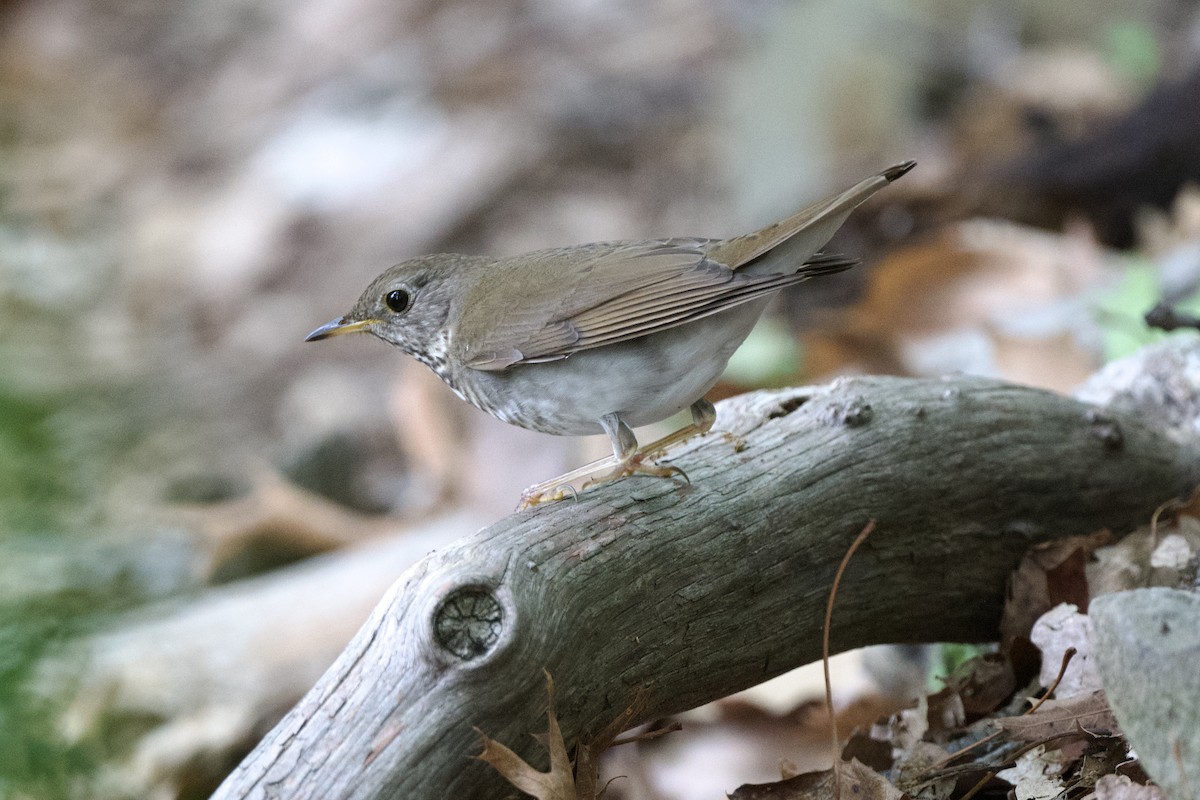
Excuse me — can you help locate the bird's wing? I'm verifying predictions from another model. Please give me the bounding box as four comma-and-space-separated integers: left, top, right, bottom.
455, 239, 853, 371
453, 161, 914, 370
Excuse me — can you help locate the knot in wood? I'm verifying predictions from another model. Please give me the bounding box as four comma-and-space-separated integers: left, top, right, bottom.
824, 395, 874, 428
433, 587, 503, 660
1085, 409, 1124, 451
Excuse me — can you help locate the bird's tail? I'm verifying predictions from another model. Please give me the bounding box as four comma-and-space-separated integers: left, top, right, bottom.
709, 160, 915, 275
795, 252, 859, 278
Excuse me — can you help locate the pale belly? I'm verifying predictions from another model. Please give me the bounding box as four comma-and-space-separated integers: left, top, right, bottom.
449, 299, 768, 436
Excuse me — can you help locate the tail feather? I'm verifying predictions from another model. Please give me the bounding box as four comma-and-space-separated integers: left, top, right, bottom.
709, 160, 914, 275
796, 252, 859, 278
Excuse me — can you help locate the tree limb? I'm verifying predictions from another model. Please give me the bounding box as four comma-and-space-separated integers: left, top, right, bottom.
213, 371, 1200, 800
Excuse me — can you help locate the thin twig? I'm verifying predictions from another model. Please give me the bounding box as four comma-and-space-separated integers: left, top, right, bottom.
1145, 302, 1200, 332
1149, 498, 1178, 548
958, 770, 995, 800
608, 722, 682, 749
824, 518, 877, 797
1024, 647, 1077, 716
932, 729, 1002, 771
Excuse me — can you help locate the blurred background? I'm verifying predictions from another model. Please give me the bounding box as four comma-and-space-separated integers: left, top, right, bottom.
2, 0, 1200, 797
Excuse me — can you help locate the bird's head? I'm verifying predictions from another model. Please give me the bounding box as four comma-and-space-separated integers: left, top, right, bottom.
304, 254, 472, 360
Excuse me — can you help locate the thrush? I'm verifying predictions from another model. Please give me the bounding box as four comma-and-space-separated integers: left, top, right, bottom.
307, 161, 915, 507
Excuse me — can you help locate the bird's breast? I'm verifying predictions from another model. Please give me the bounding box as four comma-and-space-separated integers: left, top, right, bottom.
430, 301, 769, 436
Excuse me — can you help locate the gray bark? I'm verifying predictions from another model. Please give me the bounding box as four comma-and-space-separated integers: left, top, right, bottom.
213, 372, 1200, 800
33, 513, 478, 790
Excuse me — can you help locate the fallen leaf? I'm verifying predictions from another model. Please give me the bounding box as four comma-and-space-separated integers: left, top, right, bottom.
476, 673, 575, 800
1076, 735, 1132, 788
727, 758, 903, 799
996, 745, 1070, 800
939, 653, 1014, 717
477, 674, 656, 800
1002, 533, 1110, 648
1087, 533, 1151, 597
1148, 533, 1193, 569
806, 221, 1108, 392
573, 687, 651, 799
1085, 774, 1168, 799
890, 694, 930, 752
894, 740, 955, 800
1087, 518, 1200, 596
925, 687, 967, 734
840, 730, 893, 772
1029, 603, 1102, 697
994, 690, 1119, 740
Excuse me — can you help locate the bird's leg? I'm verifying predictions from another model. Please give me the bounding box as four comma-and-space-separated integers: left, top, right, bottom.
586, 411, 690, 485
582, 398, 717, 488
517, 453, 621, 509
516, 414, 634, 509
517, 401, 716, 509
632, 398, 717, 461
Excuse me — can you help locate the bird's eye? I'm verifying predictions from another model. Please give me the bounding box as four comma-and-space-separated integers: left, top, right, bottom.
384, 289, 411, 314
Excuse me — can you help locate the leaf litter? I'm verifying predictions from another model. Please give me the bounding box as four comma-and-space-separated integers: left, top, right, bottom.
479, 510, 1196, 799
730, 512, 1195, 800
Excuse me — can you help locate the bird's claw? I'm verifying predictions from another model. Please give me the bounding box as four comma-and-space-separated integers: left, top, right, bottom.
516, 448, 691, 511
517, 482, 577, 511
583, 455, 690, 489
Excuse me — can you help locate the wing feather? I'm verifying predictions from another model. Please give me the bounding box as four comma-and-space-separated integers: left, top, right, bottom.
457, 220, 863, 370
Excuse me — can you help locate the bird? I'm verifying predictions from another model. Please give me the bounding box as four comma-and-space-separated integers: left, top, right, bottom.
306, 161, 915, 507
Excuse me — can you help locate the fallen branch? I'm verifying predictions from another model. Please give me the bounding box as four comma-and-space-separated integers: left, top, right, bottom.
215, 364, 1200, 799
34, 514, 477, 798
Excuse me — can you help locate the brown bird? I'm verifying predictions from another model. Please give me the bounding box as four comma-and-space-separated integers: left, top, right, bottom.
307, 161, 914, 506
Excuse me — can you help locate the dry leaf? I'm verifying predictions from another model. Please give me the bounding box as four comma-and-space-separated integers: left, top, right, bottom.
996, 745, 1070, 800
476, 673, 575, 800
572, 688, 650, 799
477, 673, 653, 800
940, 653, 1014, 717
1029, 603, 1102, 697
994, 690, 1119, 740
841, 730, 894, 772
727, 758, 903, 800
807, 222, 1107, 392
1002, 532, 1110, 651
1085, 774, 1168, 800
925, 687, 966, 734
1087, 518, 1200, 596
1087, 533, 1151, 597
894, 741, 955, 800
889, 694, 930, 752
1148, 533, 1193, 570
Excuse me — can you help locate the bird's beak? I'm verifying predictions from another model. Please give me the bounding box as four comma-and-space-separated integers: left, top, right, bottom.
304, 317, 378, 342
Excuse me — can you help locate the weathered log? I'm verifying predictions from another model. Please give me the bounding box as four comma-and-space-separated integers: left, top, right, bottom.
213, 369, 1200, 800
34, 514, 477, 798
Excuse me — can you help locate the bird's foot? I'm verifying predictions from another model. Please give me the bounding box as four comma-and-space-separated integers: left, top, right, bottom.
517, 482, 577, 510
517, 452, 691, 510
516, 401, 715, 510
583, 452, 691, 490
517, 454, 619, 510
